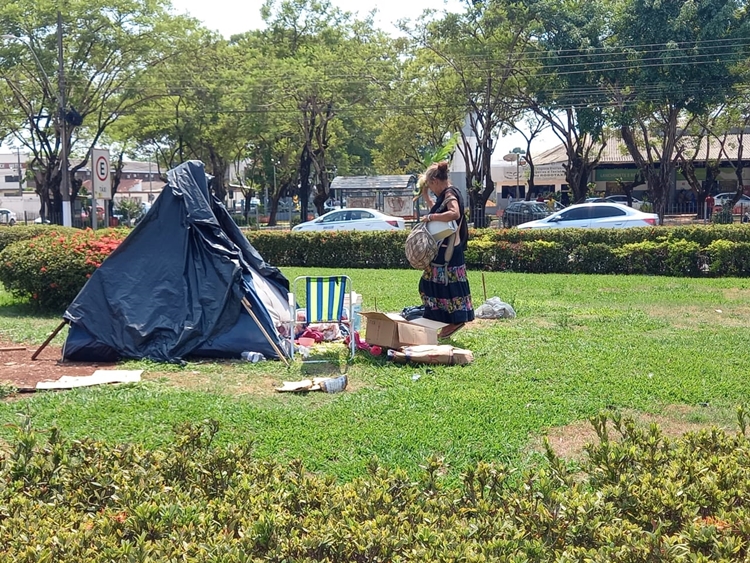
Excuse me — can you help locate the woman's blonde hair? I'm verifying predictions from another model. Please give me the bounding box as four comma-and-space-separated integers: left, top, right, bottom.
414, 161, 450, 201
424, 161, 450, 183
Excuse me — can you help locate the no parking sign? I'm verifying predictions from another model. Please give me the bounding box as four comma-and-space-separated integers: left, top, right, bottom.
92, 148, 111, 200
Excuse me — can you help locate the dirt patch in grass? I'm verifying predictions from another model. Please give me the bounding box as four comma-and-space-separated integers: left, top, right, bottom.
539, 405, 736, 461
0, 339, 117, 392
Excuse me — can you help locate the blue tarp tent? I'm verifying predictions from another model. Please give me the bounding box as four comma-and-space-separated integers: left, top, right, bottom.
63, 161, 291, 363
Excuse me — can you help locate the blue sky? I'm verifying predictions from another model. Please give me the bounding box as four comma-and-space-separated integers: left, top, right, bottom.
169, 0, 467, 38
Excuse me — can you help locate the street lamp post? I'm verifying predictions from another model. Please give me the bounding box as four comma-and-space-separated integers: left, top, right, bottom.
2, 14, 72, 227
502, 147, 527, 199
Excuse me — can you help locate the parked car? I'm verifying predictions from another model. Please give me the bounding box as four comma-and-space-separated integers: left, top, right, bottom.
604, 195, 643, 210
292, 208, 405, 232
516, 202, 658, 230
712, 193, 750, 213
33, 216, 51, 224
0, 208, 17, 226
81, 206, 105, 221
502, 201, 553, 228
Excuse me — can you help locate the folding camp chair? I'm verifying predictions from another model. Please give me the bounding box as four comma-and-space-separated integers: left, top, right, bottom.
288, 275, 356, 362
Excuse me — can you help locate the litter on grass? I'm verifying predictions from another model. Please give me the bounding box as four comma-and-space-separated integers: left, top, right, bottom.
36, 370, 143, 390
475, 297, 516, 319
275, 375, 348, 393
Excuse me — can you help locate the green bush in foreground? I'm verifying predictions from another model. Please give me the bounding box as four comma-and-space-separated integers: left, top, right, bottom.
1, 412, 749, 562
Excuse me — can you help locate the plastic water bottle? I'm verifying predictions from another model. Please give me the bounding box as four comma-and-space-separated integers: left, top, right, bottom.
241, 351, 265, 363
320, 375, 348, 393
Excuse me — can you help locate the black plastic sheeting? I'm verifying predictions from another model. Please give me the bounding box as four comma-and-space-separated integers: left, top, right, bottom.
63, 160, 290, 363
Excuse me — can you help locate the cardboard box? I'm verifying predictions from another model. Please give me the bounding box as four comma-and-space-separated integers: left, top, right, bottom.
360, 312, 448, 348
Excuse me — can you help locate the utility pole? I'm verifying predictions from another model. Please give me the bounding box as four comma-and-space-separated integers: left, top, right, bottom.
58, 11, 72, 227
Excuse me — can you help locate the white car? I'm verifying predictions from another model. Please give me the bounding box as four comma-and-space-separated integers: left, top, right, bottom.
604, 195, 643, 210
516, 202, 658, 230
713, 193, 750, 213
292, 208, 405, 232
0, 208, 17, 226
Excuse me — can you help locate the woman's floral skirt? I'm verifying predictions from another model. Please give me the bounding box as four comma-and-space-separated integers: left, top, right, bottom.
419, 260, 474, 325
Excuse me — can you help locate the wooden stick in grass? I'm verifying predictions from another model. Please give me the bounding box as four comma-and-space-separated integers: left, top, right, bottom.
32, 320, 68, 361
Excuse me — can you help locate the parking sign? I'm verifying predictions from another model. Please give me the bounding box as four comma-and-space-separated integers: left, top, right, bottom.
93, 148, 111, 200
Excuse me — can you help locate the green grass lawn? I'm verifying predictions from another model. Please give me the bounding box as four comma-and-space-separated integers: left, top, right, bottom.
2, 268, 750, 481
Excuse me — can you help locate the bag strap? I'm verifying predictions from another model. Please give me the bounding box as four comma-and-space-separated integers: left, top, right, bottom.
443, 232, 456, 263
432, 233, 456, 284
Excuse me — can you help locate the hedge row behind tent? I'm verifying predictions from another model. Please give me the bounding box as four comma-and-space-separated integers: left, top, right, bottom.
62, 161, 291, 362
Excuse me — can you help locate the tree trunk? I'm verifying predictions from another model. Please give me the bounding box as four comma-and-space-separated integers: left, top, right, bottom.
208, 150, 227, 202
298, 146, 313, 224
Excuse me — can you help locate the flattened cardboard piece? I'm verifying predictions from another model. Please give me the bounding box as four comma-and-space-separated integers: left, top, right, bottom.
36, 370, 143, 390
360, 311, 448, 349
275, 379, 314, 392
390, 344, 474, 365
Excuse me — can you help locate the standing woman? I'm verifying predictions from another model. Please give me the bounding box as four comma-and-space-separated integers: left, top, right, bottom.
417, 161, 474, 338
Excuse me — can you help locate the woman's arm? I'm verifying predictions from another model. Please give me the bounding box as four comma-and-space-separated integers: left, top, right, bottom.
425, 196, 460, 222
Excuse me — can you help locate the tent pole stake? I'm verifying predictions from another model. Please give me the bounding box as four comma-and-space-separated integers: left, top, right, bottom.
241, 297, 290, 367
32, 320, 68, 361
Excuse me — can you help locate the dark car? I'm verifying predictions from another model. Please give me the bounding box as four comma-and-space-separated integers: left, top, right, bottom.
502, 201, 553, 228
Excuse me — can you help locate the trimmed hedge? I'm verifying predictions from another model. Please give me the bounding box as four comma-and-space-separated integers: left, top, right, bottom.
247, 225, 750, 276
3, 224, 750, 313
246, 230, 408, 268
1, 413, 749, 561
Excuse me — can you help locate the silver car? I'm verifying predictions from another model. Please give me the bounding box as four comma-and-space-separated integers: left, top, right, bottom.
516, 203, 658, 229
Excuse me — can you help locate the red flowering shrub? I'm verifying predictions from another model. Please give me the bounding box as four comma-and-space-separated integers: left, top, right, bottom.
0, 228, 127, 311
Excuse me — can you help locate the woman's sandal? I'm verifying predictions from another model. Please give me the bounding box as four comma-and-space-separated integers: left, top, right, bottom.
439, 323, 465, 339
